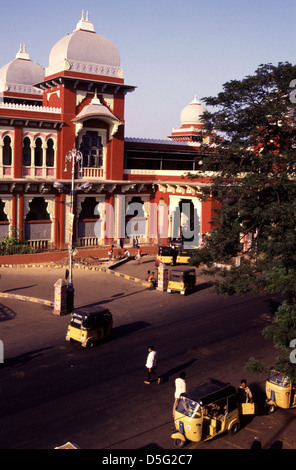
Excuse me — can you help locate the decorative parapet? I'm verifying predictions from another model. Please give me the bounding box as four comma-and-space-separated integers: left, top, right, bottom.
0, 102, 61, 114
46, 59, 123, 80
0, 82, 43, 95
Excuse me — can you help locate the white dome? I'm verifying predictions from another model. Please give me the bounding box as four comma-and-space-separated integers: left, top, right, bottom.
0, 46, 44, 94
47, 12, 121, 77
180, 96, 206, 125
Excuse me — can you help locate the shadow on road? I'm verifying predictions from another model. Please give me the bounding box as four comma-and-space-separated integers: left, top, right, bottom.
140, 443, 163, 449
111, 321, 151, 340
1, 346, 53, 368
77, 288, 150, 310
3, 284, 37, 293
158, 359, 197, 384
0, 303, 16, 322
196, 281, 213, 292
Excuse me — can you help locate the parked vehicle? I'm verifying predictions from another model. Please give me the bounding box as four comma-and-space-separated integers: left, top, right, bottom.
66, 306, 113, 348
176, 249, 192, 264
167, 267, 196, 295
265, 368, 296, 413
171, 378, 255, 447
157, 246, 174, 265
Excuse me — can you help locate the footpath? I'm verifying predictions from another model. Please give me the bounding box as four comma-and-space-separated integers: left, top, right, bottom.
0, 244, 159, 307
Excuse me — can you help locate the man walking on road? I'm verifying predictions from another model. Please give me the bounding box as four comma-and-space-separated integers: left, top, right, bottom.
144, 346, 157, 384
173, 372, 186, 415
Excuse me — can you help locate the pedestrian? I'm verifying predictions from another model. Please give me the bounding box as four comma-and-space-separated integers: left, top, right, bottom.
145, 270, 151, 281
135, 246, 142, 264
108, 245, 113, 259
124, 249, 131, 258
237, 379, 253, 403
144, 345, 158, 384
173, 372, 186, 416
150, 272, 156, 286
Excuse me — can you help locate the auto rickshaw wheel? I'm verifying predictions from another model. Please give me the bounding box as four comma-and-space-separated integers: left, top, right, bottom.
87, 340, 95, 349
174, 438, 186, 448
229, 422, 240, 434
268, 404, 276, 414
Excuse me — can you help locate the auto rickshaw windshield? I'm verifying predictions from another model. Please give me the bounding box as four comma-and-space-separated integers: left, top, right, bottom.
269, 370, 290, 387
176, 396, 201, 418
70, 314, 93, 330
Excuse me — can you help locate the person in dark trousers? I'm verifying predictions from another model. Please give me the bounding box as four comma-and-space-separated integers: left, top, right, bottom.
144, 346, 158, 384
237, 379, 253, 403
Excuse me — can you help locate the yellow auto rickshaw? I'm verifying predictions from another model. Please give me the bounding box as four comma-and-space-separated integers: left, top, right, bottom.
172, 378, 255, 447
167, 267, 196, 295
265, 368, 296, 413
66, 306, 113, 348
157, 246, 174, 265
176, 249, 192, 264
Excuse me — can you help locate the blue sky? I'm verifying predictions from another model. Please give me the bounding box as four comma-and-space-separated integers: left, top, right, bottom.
0, 0, 295, 139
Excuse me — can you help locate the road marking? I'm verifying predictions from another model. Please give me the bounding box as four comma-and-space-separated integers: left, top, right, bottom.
245, 426, 262, 434
220, 439, 244, 449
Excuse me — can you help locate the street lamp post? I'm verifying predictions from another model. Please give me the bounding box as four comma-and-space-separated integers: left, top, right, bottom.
64, 148, 83, 312
54, 147, 90, 313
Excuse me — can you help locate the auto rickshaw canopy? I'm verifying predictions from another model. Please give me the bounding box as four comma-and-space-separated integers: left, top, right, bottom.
181, 378, 237, 407
158, 246, 174, 255
169, 267, 196, 280
70, 306, 112, 330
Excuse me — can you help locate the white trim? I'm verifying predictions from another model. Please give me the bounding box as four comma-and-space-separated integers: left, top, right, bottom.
0, 102, 61, 114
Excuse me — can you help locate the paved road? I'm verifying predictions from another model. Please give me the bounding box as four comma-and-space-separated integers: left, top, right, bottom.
0, 259, 295, 450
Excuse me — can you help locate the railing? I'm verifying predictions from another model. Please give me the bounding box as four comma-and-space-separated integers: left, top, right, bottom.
83, 167, 104, 178
78, 237, 101, 247
27, 240, 52, 250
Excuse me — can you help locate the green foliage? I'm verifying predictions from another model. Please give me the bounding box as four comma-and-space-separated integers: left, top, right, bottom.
0, 227, 34, 255
263, 301, 296, 349
188, 62, 296, 373
245, 357, 267, 375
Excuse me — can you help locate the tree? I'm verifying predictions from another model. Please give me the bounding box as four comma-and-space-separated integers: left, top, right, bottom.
188, 62, 296, 380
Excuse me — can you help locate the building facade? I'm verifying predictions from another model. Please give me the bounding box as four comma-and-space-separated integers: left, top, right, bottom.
0, 12, 217, 250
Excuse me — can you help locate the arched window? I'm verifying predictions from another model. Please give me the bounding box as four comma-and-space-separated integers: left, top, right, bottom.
25, 197, 50, 221
34, 138, 43, 167
22, 137, 31, 166
3, 136, 12, 166
46, 138, 54, 167
0, 199, 8, 222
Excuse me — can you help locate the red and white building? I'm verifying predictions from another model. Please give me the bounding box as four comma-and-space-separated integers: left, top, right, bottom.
0, 12, 218, 250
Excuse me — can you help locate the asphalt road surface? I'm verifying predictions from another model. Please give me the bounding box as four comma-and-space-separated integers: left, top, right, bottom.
0, 262, 295, 451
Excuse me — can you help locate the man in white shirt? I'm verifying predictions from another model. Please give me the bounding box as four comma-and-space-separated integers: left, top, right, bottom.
173, 372, 186, 415
144, 346, 157, 384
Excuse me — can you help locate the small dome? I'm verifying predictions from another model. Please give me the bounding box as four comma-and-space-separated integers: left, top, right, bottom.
0, 45, 44, 94
180, 95, 206, 125
47, 12, 121, 76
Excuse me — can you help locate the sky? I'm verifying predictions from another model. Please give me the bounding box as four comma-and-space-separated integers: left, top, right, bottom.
0, 0, 295, 139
